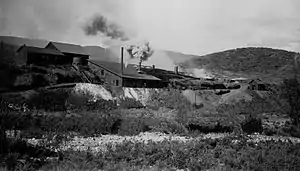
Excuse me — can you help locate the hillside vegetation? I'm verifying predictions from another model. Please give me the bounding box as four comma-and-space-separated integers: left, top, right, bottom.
2, 36, 300, 170
184, 47, 299, 82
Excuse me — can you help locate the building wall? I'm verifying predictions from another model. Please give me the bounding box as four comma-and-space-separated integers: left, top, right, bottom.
1, 43, 27, 65
14, 50, 27, 65
89, 62, 166, 88
45, 43, 89, 65
45, 43, 58, 51
73, 56, 89, 65
90, 65, 123, 86
123, 78, 167, 88
58, 53, 74, 64
26, 53, 71, 65
123, 78, 145, 87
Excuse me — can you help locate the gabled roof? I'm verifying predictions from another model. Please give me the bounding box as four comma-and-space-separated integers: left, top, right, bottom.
46, 42, 88, 56
89, 60, 161, 81
248, 78, 264, 84
17, 45, 64, 56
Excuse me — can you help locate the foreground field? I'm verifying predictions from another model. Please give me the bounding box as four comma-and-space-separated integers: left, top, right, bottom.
1, 78, 300, 170
2, 131, 300, 171
24, 131, 300, 154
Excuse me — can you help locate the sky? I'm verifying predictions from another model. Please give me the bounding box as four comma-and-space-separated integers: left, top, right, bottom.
1, 0, 300, 56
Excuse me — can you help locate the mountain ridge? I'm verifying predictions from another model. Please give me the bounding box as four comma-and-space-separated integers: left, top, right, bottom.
182, 47, 300, 82
1, 36, 299, 82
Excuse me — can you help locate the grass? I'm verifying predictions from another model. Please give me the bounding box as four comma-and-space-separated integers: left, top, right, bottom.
2, 135, 298, 171
186, 47, 299, 82
1, 78, 300, 170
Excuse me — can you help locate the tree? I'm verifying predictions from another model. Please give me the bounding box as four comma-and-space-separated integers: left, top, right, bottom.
126, 41, 154, 72
0, 41, 17, 68
281, 78, 300, 125
0, 95, 8, 154
280, 53, 300, 125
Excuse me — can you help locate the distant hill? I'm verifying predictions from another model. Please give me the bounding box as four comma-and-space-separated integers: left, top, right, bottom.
0, 36, 49, 47
0, 36, 196, 70
182, 47, 300, 83
2, 36, 298, 83
84, 46, 118, 62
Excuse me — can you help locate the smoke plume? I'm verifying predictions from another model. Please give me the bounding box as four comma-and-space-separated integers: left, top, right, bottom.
126, 41, 154, 61
124, 41, 154, 70
84, 14, 129, 41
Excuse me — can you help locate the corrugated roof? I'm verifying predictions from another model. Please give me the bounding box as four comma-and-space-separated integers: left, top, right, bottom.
89, 60, 161, 81
17, 45, 64, 56
47, 42, 88, 55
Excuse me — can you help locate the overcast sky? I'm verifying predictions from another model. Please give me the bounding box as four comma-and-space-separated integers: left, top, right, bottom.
1, 0, 300, 55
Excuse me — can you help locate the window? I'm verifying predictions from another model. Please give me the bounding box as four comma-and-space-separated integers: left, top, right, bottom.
101, 70, 104, 75
115, 80, 119, 86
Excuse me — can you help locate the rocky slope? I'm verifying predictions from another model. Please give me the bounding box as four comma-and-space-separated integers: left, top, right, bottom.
182, 47, 300, 83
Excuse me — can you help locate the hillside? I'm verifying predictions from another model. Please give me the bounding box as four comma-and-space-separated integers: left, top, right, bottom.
84, 46, 118, 62
0, 36, 196, 70
1, 36, 299, 83
182, 47, 300, 83
0, 36, 48, 47
0, 36, 295, 106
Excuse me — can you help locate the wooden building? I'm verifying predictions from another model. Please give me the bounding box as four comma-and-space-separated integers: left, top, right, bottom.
16, 45, 65, 65
89, 60, 166, 88
45, 42, 89, 65
0, 41, 22, 65
248, 79, 268, 91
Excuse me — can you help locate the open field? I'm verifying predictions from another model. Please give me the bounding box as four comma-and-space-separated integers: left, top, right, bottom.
1, 81, 300, 171
1, 36, 300, 170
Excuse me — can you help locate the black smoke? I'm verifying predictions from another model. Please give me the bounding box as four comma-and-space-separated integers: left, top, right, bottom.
84, 14, 129, 41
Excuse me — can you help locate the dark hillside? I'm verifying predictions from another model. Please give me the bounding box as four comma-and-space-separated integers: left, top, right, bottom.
0, 36, 48, 47
184, 47, 300, 82
84, 46, 118, 62
0, 41, 95, 92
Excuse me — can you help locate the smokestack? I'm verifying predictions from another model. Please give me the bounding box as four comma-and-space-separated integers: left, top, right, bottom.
174, 65, 179, 74
121, 46, 124, 76
152, 65, 155, 73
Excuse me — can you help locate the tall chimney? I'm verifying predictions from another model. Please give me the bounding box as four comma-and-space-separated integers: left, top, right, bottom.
174, 65, 179, 74
121, 46, 124, 76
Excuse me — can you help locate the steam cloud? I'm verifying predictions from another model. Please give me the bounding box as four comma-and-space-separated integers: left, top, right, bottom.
126, 41, 154, 62
84, 14, 129, 41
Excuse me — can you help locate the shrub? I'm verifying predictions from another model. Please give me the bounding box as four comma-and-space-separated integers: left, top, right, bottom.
0, 138, 59, 171
217, 99, 264, 134
110, 109, 188, 136
280, 78, 300, 125
39, 135, 300, 170
148, 88, 192, 110
3, 130, 300, 170
34, 109, 120, 137
119, 97, 144, 109
28, 89, 70, 111
148, 87, 193, 126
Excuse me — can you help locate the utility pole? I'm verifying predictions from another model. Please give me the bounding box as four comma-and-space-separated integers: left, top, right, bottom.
120, 46, 124, 76
294, 53, 299, 81
194, 90, 197, 107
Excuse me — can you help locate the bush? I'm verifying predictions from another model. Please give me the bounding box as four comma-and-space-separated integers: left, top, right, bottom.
0, 138, 59, 171
148, 87, 193, 127
216, 100, 264, 134
109, 109, 188, 136
119, 97, 144, 109
28, 89, 70, 111
280, 78, 300, 125
148, 88, 192, 110
29, 109, 121, 137
240, 114, 263, 134
38, 135, 300, 171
